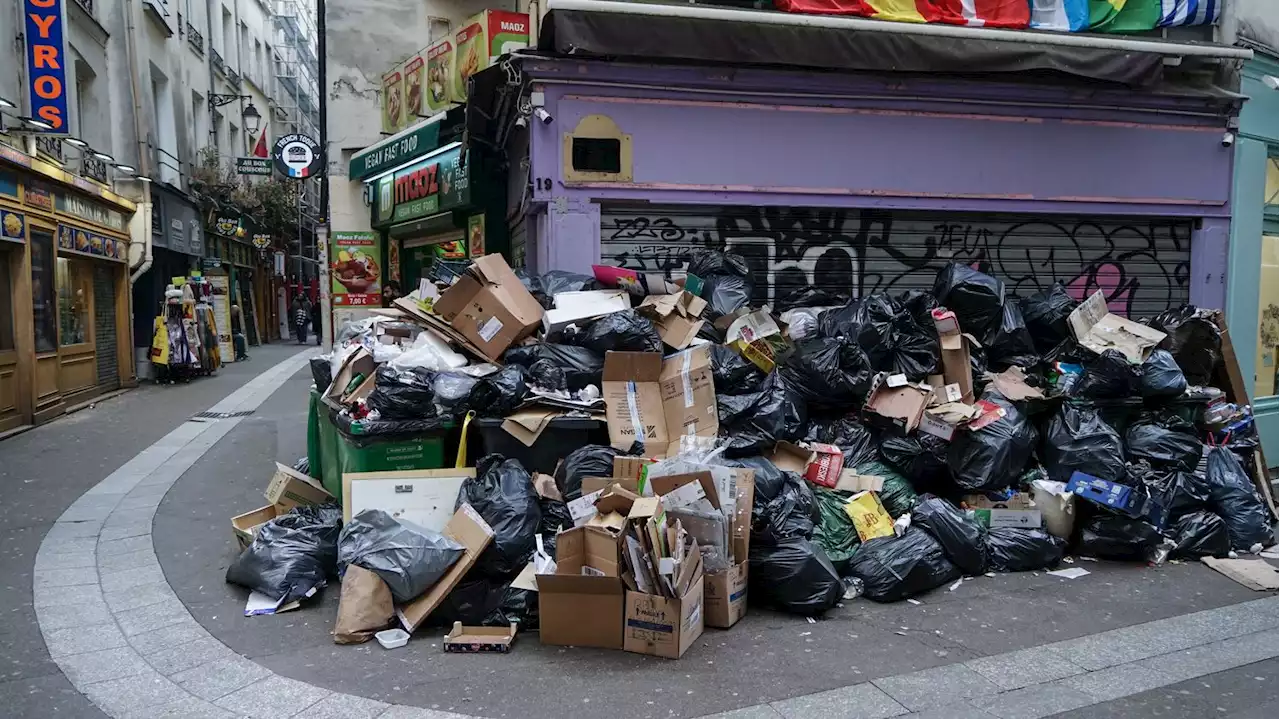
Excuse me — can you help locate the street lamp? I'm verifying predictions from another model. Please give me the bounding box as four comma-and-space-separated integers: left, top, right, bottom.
242, 102, 261, 135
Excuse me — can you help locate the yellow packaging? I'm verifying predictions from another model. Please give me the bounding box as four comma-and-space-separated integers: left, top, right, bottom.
844, 491, 894, 542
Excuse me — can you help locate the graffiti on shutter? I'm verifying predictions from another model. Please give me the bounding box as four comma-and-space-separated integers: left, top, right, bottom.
599, 205, 1192, 317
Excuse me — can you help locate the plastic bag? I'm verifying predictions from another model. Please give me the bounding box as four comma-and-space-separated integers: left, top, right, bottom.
554, 444, 627, 501
880, 434, 951, 496
818, 295, 939, 381
911, 495, 988, 575
337, 510, 464, 603
1042, 403, 1126, 483
457, 455, 542, 577
848, 527, 962, 603
388, 330, 468, 372
1148, 306, 1221, 385
366, 365, 437, 420
292, 456, 310, 475
718, 373, 808, 458
530, 270, 600, 309
1204, 447, 1275, 549
1020, 283, 1077, 355
1145, 469, 1210, 521
780, 307, 823, 342
310, 357, 333, 393
897, 290, 940, 333
750, 469, 818, 544
225, 503, 343, 604
1139, 349, 1188, 400
748, 536, 843, 615
704, 275, 753, 317
933, 263, 1006, 342
947, 392, 1039, 492
860, 461, 918, 518
527, 359, 568, 393
984, 527, 1065, 572
1069, 350, 1142, 399
561, 310, 663, 354
804, 415, 879, 467
777, 287, 847, 313
332, 413, 450, 444
1166, 510, 1231, 559
1077, 515, 1160, 561
503, 343, 604, 391
430, 575, 539, 628
777, 337, 873, 411
1125, 419, 1203, 472
432, 372, 480, 416
466, 365, 528, 417
709, 343, 765, 396
812, 486, 861, 574
985, 301, 1039, 369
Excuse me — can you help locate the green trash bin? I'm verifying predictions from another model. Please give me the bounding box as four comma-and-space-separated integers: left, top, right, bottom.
316, 399, 343, 497
307, 389, 324, 482
326, 412, 454, 502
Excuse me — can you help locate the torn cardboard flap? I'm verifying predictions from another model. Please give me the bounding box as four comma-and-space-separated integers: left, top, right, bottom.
649, 471, 721, 511
533, 473, 562, 502
1068, 290, 1167, 363
639, 292, 708, 350
325, 348, 376, 406
501, 409, 558, 448
864, 375, 933, 434
988, 366, 1046, 402
918, 402, 980, 441
931, 308, 975, 404
834, 471, 884, 493
398, 503, 495, 634
596, 485, 640, 516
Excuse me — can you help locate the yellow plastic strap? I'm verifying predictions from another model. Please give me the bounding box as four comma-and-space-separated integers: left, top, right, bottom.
456, 410, 476, 468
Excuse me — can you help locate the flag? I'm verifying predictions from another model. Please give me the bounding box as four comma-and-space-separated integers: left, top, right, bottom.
1029, 0, 1089, 30
251, 129, 269, 158
774, 0, 1029, 28
934, 0, 1030, 27
1090, 0, 1160, 31
1158, 0, 1219, 26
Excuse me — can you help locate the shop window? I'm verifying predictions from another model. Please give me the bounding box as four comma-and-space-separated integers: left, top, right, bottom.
57, 257, 93, 346
572, 137, 622, 174
563, 114, 632, 183
1256, 234, 1278, 399
30, 229, 57, 353
0, 247, 13, 351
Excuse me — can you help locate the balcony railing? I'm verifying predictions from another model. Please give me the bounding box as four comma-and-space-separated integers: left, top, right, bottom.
187, 23, 204, 55
72, 0, 93, 15
226, 68, 242, 90
211, 48, 225, 76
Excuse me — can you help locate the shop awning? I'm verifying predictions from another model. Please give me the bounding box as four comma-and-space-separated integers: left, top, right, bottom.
537, 0, 1252, 87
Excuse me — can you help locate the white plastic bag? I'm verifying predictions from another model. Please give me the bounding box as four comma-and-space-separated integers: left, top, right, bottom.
388, 330, 467, 371
1031, 479, 1076, 540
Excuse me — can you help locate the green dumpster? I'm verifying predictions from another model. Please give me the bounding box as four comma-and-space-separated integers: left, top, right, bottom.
321, 410, 453, 502
316, 398, 342, 497
307, 389, 324, 482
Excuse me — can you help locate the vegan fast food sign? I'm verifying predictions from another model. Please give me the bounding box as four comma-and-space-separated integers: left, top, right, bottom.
24, 0, 69, 133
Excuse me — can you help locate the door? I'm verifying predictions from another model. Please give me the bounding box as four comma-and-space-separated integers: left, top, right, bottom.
57, 255, 97, 400
599, 205, 1194, 317
29, 224, 62, 419
0, 243, 20, 432
93, 263, 119, 390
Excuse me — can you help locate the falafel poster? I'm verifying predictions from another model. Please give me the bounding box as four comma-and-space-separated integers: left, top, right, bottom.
330, 231, 382, 306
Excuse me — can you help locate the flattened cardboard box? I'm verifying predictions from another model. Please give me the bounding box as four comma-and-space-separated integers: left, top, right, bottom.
624, 544, 704, 659
639, 291, 707, 350
432, 254, 544, 361
602, 352, 669, 450
1068, 289, 1166, 364
659, 346, 718, 440
398, 503, 495, 634
539, 525, 626, 649
264, 463, 334, 512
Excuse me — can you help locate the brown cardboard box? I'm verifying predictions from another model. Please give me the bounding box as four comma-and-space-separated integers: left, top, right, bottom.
539, 526, 626, 649
231, 505, 279, 550
963, 492, 1042, 529
932, 309, 975, 404
432, 254, 544, 361
398, 504, 495, 633
582, 476, 642, 495
863, 376, 933, 434
264, 463, 334, 512
769, 441, 844, 489
705, 467, 754, 629
639, 292, 707, 350
1068, 289, 1166, 364
602, 352, 669, 449
623, 545, 704, 659
659, 346, 719, 440
613, 456, 655, 480
325, 348, 376, 405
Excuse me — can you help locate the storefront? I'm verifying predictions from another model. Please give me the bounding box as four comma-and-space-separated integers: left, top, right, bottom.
1227, 51, 1279, 466
0, 144, 136, 429
203, 210, 260, 360
133, 184, 204, 379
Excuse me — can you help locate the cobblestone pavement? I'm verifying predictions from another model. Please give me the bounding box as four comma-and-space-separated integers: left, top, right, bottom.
7, 347, 1277, 719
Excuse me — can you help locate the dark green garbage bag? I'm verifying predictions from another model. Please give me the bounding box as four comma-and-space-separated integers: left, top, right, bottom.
812, 486, 861, 575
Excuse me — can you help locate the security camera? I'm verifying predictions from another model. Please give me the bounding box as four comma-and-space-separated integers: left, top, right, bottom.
514, 116, 527, 129
1264, 75, 1280, 90
1222, 131, 1235, 147
533, 107, 553, 125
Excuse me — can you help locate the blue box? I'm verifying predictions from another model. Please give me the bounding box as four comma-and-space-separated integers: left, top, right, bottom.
1066, 472, 1158, 522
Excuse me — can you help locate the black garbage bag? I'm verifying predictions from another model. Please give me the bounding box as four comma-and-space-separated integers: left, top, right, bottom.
898, 290, 940, 332
310, 357, 334, 393
331, 413, 450, 444
748, 537, 843, 615
554, 444, 627, 501
367, 365, 438, 420
912, 495, 988, 575
457, 455, 542, 577
1166, 511, 1231, 559
880, 434, 952, 497
538, 495, 572, 559
688, 249, 751, 278
466, 365, 528, 417
985, 527, 1066, 572
1077, 515, 1160, 561
337, 510, 465, 603
812, 487, 862, 574
1069, 350, 1142, 399
1145, 469, 1210, 521
503, 343, 604, 391
226, 503, 343, 604
862, 461, 919, 518
430, 575, 539, 628
777, 287, 848, 313
1042, 403, 1126, 483
1204, 447, 1275, 549
947, 391, 1039, 492
777, 337, 873, 410
1126, 418, 1203, 472
561, 310, 662, 354
527, 359, 568, 393
710, 344, 765, 395
1147, 306, 1221, 385
933, 263, 1006, 342
1020, 283, 1077, 355
804, 415, 880, 467
849, 527, 962, 603
703, 274, 753, 317
986, 301, 1039, 369
719, 373, 808, 457
1139, 350, 1188, 400
530, 270, 601, 309
818, 295, 939, 381
432, 373, 480, 417
751, 469, 818, 544
292, 456, 310, 474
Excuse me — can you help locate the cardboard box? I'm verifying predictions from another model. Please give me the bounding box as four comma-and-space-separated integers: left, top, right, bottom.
769, 441, 844, 489
659, 346, 718, 440
602, 352, 669, 449
432, 254, 544, 362
639, 292, 707, 350
539, 526, 626, 649
443, 622, 517, 653
844, 491, 895, 542
582, 476, 642, 495
231, 505, 279, 550
1068, 289, 1167, 364
424, 37, 457, 114
932, 309, 975, 404
264, 463, 334, 512
963, 493, 1043, 529
623, 545, 704, 659
863, 375, 933, 434
453, 10, 529, 101
613, 456, 655, 480
724, 309, 790, 373
398, 504, 495, 634
325, 348, 376, 405
704, 560, 747, 629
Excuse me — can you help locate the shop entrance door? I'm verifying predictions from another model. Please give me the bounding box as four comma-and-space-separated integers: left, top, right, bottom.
0, 243, 21, 432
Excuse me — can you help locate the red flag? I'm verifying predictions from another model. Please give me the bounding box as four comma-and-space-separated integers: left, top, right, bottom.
251, 129, 269, 158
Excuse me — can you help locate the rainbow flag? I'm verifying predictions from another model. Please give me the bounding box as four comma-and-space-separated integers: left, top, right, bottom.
775, 0, 1030, 28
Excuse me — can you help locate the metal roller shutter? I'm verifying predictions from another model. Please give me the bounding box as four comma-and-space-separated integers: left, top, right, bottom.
600, 204, 1193, 318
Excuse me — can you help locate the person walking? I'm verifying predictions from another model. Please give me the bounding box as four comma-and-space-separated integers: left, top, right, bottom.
230, 304, 250, 361
293, 295, 310, 344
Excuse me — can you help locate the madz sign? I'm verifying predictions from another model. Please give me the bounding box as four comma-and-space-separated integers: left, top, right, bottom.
373, 145, 468, 227
24, 0, 69, 133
